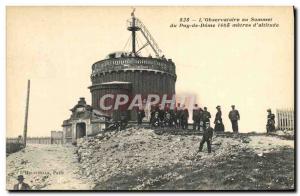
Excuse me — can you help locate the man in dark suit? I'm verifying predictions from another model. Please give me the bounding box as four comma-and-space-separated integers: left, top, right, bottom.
181, 106, 189, 130
266, 109, 275, 133
202, 107, 211, 123
192, 104, 201, 130
174, 103, 182, 128
13, 175, 30, 190
137, 107, 145, 125
198, 121, 213, 153
228, 105, 240, 133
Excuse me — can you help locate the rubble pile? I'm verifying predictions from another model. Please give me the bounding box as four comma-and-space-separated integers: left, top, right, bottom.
272, 129, 294, 140
76, 127, 252, 189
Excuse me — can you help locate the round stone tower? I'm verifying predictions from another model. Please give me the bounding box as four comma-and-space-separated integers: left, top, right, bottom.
89, 11, 177, 121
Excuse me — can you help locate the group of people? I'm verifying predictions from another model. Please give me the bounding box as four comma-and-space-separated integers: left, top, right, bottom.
138, 103, 277, 134
137, 104, 276, 154
198, 108, 276, 154
209, 105, 241, 133
137, 103, 192, 129
137, 103, 241, 133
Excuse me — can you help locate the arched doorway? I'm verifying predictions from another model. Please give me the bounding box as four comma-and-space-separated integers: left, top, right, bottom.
76, 122, 86, 139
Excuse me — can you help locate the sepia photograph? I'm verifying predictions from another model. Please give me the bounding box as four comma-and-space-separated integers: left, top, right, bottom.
5, 6, 295, 191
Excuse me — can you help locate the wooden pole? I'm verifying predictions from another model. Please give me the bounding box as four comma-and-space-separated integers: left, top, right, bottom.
23, 79, 30, 147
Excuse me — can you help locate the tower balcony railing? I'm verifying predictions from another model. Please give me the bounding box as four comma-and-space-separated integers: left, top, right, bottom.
91, 57, 176, 77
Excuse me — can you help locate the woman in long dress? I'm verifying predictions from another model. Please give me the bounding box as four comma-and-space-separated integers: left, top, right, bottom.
214, 105, 224, 132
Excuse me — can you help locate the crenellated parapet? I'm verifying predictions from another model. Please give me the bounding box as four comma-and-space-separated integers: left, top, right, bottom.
91, 57, 176, 81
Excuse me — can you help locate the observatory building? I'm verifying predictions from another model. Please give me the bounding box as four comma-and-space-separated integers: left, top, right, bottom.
89, 11, 177, 121
62, 11, 177, 143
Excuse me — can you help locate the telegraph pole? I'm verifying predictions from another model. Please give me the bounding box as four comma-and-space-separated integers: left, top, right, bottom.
23, 79, 30, 147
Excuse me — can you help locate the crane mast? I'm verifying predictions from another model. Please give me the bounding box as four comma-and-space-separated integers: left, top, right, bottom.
127, 10, 162, 57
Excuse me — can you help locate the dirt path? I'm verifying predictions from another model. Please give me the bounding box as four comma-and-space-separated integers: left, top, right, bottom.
6, 144, 93, 190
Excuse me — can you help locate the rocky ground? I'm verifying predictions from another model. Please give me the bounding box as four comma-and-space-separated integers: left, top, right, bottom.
76, 127, 294, 190
6, 127, 294, 190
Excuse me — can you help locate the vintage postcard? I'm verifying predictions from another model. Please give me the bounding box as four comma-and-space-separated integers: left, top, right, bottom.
6, 6, 294, 191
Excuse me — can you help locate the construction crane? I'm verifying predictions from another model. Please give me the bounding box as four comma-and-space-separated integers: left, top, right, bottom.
127, 9, 162, 57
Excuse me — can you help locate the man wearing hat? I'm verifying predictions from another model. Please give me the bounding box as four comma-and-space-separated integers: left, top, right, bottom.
202, 107, 211, 124
181, 106, 189, 130
174, 103, 182, 128
198, 121, 213, 153
13, 175, 30, 190
192, 104, 201, 131
214, 105, 224, 132
137, 107, 145, 125
228, 105, 240, 133
266, 109, 275, 133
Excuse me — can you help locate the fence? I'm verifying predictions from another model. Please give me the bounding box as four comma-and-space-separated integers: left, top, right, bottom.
276, 109, 294, 130
6, 137, 63, 145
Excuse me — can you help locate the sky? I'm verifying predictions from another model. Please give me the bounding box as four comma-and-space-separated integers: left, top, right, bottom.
6, 6, 294, 137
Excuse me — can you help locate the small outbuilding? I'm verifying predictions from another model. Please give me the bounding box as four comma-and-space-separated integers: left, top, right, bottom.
62, 97, 110, 144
